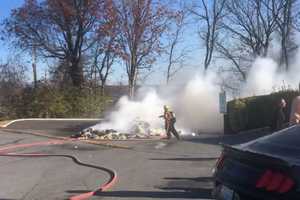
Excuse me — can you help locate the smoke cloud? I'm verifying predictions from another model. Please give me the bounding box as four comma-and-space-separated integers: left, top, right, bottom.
243, 58, 279, 96
244, 55, 300, 97
95, 90, 166, 132
92, 71, 223, 133
92, 48, 300, 134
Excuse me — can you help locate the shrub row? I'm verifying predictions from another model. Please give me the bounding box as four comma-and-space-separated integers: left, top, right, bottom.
0, 85, 112, 120
224, 90, 300, 134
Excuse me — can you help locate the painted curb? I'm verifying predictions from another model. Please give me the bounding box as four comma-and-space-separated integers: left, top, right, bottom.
0, 118, 103, 128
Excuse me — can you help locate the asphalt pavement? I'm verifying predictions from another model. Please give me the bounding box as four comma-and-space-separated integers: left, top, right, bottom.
0, 120, 268, 200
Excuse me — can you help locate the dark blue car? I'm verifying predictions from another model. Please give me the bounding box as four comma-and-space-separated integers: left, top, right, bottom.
212, 125, 300, 200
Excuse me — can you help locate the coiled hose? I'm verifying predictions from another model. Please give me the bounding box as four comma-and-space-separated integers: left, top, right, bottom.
0, 139, 118, 200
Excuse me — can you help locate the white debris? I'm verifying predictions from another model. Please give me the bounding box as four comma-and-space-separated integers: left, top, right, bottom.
155, 142, 167, 149
71, 119, 166, 140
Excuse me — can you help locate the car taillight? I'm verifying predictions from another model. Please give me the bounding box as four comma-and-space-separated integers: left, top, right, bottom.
278, 177, 295, 193
256, 170, 295, 194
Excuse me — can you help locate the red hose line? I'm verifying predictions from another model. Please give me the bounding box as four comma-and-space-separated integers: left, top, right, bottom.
0, 139, 118, 200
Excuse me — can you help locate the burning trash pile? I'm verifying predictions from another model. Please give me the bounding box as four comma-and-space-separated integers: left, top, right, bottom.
71, 119, 166, 140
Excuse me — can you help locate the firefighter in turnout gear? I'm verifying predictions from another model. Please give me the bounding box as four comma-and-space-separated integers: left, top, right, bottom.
160, 105, 180, 140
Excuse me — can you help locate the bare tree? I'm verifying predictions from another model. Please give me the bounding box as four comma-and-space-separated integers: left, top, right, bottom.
89, 2, 118, 95
92, 40, 117, 95
216, 41, 247, 81
0, 58, 27, 117
223, 0, 278, 57
190, 0, 226, 71
4, 0, 109, 87
213, 0, 281, 80
0, 60, 26, 90
31, 47, 37, 88
0, 57, 27, 106
165, 10, 188, 84
270, 0, 298, 70
115, 0, 170, 98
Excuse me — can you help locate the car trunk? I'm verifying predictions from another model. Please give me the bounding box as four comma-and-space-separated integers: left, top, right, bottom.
239, 125, 300, 163
215, 145, 299, 199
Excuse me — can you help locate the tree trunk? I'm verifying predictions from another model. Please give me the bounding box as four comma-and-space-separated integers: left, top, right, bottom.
128, 76, 136, 99
128, 52, 138, 98
32, 63, 37, 88
70, 60, 84, 88
166, 62, 171, 84
100, 82, 105, 96
281, 37, 289, 71
129, 82, 135, 99
32, 47, 37, 88
128, 68, 138, 99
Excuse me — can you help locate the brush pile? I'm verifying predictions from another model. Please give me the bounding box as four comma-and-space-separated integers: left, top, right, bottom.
71, 120, 166, 140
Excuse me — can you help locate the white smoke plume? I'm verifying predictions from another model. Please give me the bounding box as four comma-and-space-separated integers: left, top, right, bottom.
92, 72, 223, 133
172, 73, 222, 133
243, 58, 279, 96
92, 46, 300, 134
244, 55, 300, 97
95, 90, 166, 132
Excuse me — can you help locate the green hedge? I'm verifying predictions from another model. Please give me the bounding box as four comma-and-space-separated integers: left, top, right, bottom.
0, 85, 112, 120
224, 90, 299, 134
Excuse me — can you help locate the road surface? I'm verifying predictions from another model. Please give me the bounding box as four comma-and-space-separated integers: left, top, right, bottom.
0, 120, 267, 200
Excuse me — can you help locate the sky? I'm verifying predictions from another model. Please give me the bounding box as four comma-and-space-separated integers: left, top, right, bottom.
0, 0, 203, 84
0, 0, 23, 58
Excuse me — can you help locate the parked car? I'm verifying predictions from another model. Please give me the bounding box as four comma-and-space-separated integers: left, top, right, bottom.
212, 125, 300, 200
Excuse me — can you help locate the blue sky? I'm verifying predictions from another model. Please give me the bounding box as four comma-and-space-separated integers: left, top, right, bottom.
0, 0, 203, 84
0, 0, 23, 20
0, 0, 24, 58
0, 0, 46, 81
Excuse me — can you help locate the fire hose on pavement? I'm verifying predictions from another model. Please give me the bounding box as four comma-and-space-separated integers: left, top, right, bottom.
0, 139, 118, 200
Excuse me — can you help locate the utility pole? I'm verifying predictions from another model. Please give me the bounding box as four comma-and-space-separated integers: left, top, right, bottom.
32, 47, 37, 88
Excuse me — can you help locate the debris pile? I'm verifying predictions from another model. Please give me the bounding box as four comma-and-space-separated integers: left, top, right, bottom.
71, 120, 166, 140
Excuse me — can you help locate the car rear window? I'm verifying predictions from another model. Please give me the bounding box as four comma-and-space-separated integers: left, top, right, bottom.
251, 125, 300, 154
